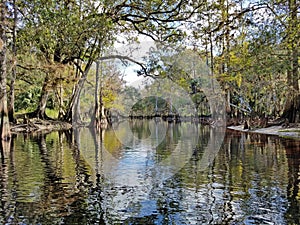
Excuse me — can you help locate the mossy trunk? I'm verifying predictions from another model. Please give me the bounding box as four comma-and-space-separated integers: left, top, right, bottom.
8, 0, 17, 123
0, 1, 10, 140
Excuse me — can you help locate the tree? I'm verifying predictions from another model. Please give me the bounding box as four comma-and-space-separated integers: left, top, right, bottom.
184, 0, 299, 123
9, 0, 297, 125
239, 0, 300, 122
8, 0, 17, 123
0, 0, 10, 140
90, 60, 124, 126
14, 0, 204, 124
282, 0, 300, 122
16, 0, 115, 122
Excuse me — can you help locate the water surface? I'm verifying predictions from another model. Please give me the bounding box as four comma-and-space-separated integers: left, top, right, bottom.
0, 120, 299, 224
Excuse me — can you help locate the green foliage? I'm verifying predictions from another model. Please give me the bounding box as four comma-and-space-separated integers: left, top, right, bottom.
15, 86, 40, 112
45, 108, 59, 119
100, 63, 124, 110
3, 0, 298, 121
130, 96, 169, 116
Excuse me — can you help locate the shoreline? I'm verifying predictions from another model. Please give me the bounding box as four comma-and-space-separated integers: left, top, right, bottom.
227, 125, 300, 140
10, 118, 72, 133
9, 117, 300, 140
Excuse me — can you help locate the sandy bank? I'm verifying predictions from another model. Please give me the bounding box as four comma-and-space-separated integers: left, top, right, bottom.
227, 125, 300, 139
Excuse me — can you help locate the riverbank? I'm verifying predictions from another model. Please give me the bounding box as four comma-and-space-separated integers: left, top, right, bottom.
227, 125, 300, 139
9, 117, 300, 140
10, 118, 72, 133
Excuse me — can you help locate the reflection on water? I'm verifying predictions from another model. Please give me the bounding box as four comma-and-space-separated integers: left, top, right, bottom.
0, 120, 299, 224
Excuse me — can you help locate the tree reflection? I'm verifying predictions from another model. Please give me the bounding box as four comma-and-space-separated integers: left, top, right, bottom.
171, 129, 291, 224
0, 124, 300, 224
0, 135, 15, 224
282, 138, 300, 224
89, 126, 106, 224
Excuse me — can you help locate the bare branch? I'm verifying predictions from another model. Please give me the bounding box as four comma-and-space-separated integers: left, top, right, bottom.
98, 54, 159, 79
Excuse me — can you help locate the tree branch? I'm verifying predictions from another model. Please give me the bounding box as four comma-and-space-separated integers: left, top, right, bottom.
98, 54, 159, 79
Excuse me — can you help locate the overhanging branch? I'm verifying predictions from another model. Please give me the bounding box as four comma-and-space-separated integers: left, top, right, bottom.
98, 54, 159, 79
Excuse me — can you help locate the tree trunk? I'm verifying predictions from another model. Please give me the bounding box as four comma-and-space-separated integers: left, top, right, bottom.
89, 60, 110, 127
100, 103, 108, 124
57, 72, 65, 120
29, 74, 50, 119
90, 61, 101, 127
64, 61, 92, 124
73, 90, 82, 125
283, 91, 299, 123
36, 85, 49, 119
8, 0, 17, 123
0, 0, 10, 140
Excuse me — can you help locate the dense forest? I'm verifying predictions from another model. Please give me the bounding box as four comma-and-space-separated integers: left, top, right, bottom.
0, 0, 299, 139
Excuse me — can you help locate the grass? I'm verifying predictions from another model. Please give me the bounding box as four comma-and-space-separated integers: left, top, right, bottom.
15, 108, 59, 119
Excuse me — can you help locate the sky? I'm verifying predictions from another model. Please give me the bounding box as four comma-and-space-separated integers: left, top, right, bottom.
114, 36, 156, 85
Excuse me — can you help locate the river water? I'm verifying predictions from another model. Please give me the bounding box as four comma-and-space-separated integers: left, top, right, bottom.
0, 120, 299, 224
